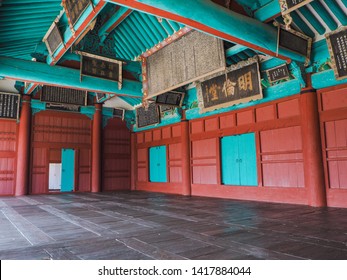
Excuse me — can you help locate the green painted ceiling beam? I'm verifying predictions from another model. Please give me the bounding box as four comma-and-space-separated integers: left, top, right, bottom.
311, 69, 347, 90
105, 0, 307, 63
225, 45, 248, 57
99, 6, 132, 43
0, 56, 142, 97
253, 0, 280, 22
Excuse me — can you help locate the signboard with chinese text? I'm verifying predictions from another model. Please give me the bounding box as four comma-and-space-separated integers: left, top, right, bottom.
43, 22, 64, 56
136, 102, 160, 128
155, 91, 185, 107
146, 30, 225, 99
279, 26, 312, 61
46, 103, 80, 112
326, 27, 347, 80
265, 64, 290, 83
197, 57, 262, 113
0, 92, 20, 120
80, 52, 122, 89
41, 86, 87, 106
62, 0, 91, 30
279, 0, 313, 15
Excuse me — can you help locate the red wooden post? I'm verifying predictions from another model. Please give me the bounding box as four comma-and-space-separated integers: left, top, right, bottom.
181, 121, 191, 196
91, 103, 102, 193
15, 95, 31, 196
301, 90, 326, 207
130, 132, 137, 191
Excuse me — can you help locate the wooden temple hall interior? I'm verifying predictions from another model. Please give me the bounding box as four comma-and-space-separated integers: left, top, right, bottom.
1, 0, 347, 260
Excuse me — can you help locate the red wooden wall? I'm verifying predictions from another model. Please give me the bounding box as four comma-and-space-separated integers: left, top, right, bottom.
0, 120, 17, 195
189, 95, 308, 205
134, 123, 187, 195
102, 117, 131, 191
30, 111, 92, 194
318, 86, 347, 208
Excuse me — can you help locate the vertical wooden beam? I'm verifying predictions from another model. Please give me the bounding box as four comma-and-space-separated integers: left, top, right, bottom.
92, 103, 102, 193
130, 132, 137, 191
301, 90, 327, 207
181, 121, 191, 196
15, 95, 31, 196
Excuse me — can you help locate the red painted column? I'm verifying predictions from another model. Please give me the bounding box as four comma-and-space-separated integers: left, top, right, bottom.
130, 132, 137, 191
91, 103, 102, 193
301, 90, 326, 207
181, 121, 191, 196
15, 95, 31, 196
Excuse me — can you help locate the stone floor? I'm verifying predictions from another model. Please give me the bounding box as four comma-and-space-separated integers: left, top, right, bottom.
0, 191, 347, 260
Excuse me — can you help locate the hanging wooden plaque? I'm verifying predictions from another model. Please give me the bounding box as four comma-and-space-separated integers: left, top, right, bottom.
197, 57, 262, 113
155, 91, 185, 107
265, 64, 290, 83
326, 27, 347, 80
136, 102, 160, 128
42, 22, 64, 56
278, 26, 312, 61
62, 0, 92, 30
41, 86, 87, 106
80, 52, 123, 89
146, 30, 225, 99
0, 92, 20, 120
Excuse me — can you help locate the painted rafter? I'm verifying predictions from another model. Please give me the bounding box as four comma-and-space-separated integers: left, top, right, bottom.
98, 6, 133, 43
105, 0, 308, 63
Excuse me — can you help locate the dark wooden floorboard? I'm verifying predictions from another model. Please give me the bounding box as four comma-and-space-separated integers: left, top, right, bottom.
1, 192, 347, 259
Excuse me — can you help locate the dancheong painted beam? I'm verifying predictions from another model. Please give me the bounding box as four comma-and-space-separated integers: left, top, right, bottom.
105, 0, 307, 63
0, 56, 142, 97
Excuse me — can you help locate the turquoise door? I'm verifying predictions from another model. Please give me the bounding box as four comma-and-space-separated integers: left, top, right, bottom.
61, 149, 75, 192
221, 136, 240, 185
238, 133, 258, 186
221, 133, 257, 186
149, 146, 167, 182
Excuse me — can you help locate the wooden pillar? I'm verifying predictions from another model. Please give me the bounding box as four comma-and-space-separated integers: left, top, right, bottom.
15, 95, 31, 196
130, 132, 137, 191
301, 90, 326, 207
91, 103, 102, 193
181, 121, 191, 196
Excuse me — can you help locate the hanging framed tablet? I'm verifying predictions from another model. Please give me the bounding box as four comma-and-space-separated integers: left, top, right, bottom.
80, 52, 123, 90
326, 26, 347, 80
136, 102, 160, 128
62, 0, 92, 31
0, 92, 21, 120
197, 57, 262, 113
42, 21, 64, 56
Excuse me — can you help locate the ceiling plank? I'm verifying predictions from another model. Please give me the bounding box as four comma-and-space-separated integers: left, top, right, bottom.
105, 0, 308, 63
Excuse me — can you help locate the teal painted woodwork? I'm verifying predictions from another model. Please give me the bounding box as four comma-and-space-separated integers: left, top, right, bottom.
109, 0, 307, 63
0, 56, 142, 97
221, 136, 240, 185
61, 149, 75, 192
221, 133, 257, 186
99, 7, 132, 43
238, 133, 258, 186
149, 146, 167, 183
311, 69, 347, 89
185, 79, 301, 121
